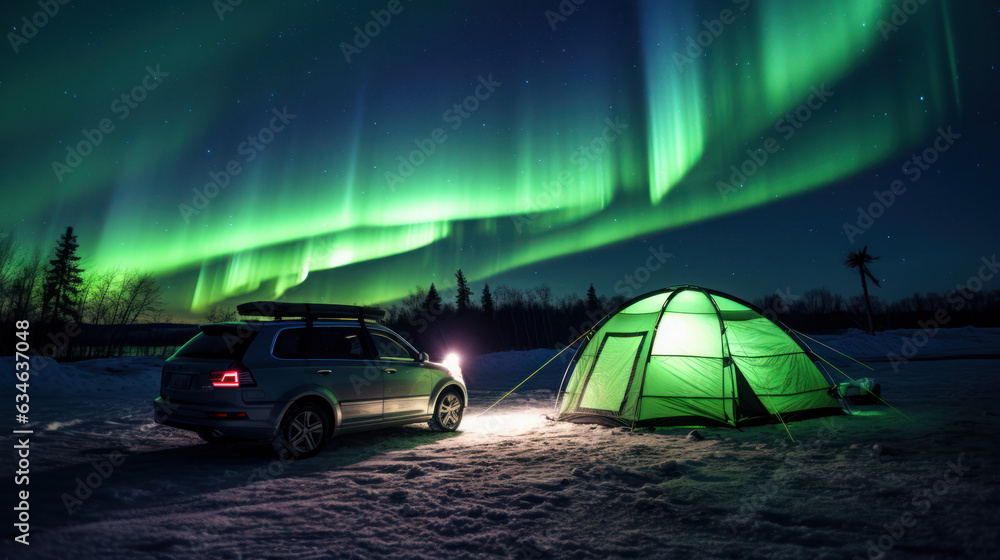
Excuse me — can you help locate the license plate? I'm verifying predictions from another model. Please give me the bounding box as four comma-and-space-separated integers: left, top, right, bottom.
169, 374, 192, 389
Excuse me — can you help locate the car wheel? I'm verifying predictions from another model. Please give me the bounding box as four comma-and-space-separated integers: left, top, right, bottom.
275, 403, 329, 459
429, 390, 463, 432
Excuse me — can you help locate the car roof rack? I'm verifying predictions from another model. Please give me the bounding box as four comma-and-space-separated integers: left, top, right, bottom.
236, 301, 386, 323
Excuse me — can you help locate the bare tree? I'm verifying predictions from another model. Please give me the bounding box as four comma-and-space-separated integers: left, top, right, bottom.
844, 245, 881, 335
205, 305, 238, 323
82, 269, 165, 357
6, 248, 44, 323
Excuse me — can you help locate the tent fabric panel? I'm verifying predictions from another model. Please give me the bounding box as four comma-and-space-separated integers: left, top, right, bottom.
620, 292, 671, 314
725, 315, 803, 357
732, 353, 829, 397
719, 308, 759, 322
556, 412, 633, 427
597, 311, 662, 335
560, 354, 593, 411
643, 356, 724, 399
577, 333, 646, 413
747, 390, 840, 416
651, 312, 723, 358
663, 289, 717, 314
711, 294, 754, 312
636, 395, 730, 425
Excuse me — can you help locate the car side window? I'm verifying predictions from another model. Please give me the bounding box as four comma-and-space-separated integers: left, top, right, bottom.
273, 328, 308, 359
311, 327, 365, 360
371, 332, 416, 361
272, 327, 366, 359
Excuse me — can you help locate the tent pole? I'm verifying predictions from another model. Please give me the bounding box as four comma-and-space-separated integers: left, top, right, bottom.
551, 330, 593, 418
631, 290, 677, 431
702, 288, 734, 426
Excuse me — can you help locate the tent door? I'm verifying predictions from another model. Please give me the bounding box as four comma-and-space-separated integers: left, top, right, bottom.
577, 333, 646, 415
733, 364, 769, 420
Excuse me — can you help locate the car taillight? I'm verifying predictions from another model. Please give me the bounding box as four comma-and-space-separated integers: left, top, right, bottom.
211, 363, 255, 387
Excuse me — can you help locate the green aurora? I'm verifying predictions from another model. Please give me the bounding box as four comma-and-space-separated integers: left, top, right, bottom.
1, 0, 989, 316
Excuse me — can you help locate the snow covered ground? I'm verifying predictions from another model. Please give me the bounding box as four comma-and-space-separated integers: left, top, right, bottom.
2, 329, 999, 559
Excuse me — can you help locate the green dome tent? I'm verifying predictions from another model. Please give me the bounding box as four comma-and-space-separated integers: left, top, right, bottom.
555, 286, 844, 428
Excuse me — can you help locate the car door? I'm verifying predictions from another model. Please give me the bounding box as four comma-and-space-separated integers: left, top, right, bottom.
301, 326, 384, 426
370, 331, 433, 420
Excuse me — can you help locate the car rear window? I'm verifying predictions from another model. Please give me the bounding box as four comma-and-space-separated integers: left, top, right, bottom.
174, 326, 257, 359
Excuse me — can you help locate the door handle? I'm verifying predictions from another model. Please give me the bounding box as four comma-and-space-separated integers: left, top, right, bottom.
316, 370, 331, 375
384, 368, 397, 375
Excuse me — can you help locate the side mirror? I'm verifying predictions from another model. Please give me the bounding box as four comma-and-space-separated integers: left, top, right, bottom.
418, 352, 429, 362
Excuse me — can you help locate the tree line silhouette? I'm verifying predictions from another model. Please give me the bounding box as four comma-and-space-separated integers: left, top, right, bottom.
2, 230, 997, 359
0, 227, 168, 358
380, 268, 1000, 357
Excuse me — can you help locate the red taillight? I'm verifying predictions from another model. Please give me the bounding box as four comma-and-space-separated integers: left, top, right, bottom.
206, 411, 248, 419
211, 371, 241, 387
211, 364, 255, 388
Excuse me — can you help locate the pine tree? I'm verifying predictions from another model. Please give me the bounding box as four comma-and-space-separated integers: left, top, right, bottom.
423, 283, 443, 314
42, 226, 84, 323
480, 283, 494, 315
586, 283, 599, 310
455, 269, 472, 312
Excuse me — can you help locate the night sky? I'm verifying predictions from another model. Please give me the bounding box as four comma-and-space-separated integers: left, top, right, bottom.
2, 1, 997, 320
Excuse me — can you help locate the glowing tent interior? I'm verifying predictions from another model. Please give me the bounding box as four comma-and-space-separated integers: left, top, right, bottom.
555, 286, 845, 428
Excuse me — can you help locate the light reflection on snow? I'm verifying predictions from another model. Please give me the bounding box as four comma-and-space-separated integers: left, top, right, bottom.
43, 419, 86, 431
461, 412, 548, 434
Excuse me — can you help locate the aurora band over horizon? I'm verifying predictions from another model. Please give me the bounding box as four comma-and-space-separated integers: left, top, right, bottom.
11, 1, 966, 314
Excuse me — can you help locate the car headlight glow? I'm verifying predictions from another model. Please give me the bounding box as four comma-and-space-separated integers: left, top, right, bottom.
443, 352, 462, 379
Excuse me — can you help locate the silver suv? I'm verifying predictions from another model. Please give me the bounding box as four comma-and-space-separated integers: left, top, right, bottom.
153, 302, 467, 459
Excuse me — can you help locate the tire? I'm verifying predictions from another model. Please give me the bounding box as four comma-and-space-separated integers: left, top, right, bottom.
429, 390, 464, 432
274, 403, 329, 459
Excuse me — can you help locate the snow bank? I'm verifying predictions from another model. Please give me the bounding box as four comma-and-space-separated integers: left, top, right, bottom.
0, 356, 163, 397
463, 347, 573, 391
806, 326, 1000, 361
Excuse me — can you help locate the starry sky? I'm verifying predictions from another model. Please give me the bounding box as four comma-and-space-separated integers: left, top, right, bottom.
1, 0, 997, 319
